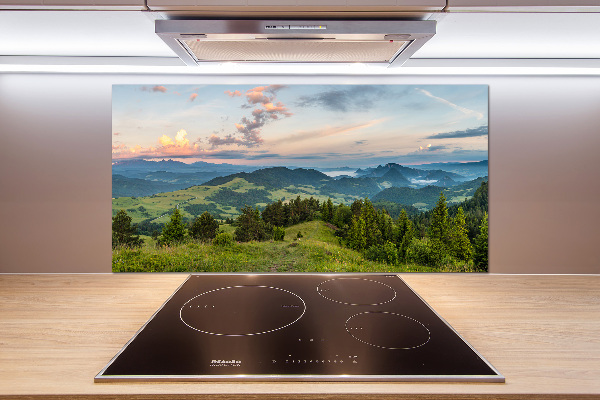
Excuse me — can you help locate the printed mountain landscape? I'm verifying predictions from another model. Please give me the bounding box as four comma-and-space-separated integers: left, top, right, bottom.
112, 84, 488, 273
113, 159, 487, 223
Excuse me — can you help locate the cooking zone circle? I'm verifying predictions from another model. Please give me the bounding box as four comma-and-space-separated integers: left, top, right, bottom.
346, 311, 431, 349
316, 277, 397, 305
180, 286, 306, 336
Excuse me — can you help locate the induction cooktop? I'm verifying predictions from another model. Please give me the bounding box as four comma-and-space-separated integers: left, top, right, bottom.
95, 274, 504, 382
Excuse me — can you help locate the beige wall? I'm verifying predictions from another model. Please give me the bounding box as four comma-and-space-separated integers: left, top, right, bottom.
1, 73, 599, 274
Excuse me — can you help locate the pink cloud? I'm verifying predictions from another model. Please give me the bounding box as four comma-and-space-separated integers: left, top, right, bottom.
265, 102, 292, 116
245, 90, 270, 104
112, 143, 127, 151
224, 90, 242, 97
210, 85, 291, 149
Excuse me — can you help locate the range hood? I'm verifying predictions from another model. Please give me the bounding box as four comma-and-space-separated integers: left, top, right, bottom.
155, 19, 436, 68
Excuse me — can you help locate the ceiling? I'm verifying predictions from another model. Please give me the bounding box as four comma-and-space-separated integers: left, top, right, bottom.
0, 7, 599, 73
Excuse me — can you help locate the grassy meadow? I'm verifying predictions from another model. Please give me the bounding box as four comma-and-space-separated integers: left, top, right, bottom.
113, 220, 479, 273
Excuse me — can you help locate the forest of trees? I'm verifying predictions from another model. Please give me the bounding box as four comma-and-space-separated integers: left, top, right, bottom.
112, 181, 489, 271
318, 187, 488, 271
112, 209, 223, 248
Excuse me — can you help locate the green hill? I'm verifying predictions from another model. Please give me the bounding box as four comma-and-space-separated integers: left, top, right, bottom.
112, 174, 181, 198
113, 172, 486, 227
203, 167, 331, 189
112, 176, 359, 225
321, 176, 381, 198
371, 177, 486, 211
371, 185, 445, 210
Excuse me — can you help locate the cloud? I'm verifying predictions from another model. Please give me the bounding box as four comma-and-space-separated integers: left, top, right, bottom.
417, 143, 448, 152
354, 140, 367, 146
364, 148, 487, 166
112, 143, 127, 151
211, 84, 292, 148
189, 93, 198, 102
113, 132, 121, 136
246, 90, 270, 105
416, 88, 484, 120
447, 148, 489, 158
195, 150, 282, 160
246, 153, 281, 160
285, 152, 376, 160
286, 155, 328, 160
174, 129, 190, 147
159, 135, 174, 146
271, 119, 386, 145
113, 129, 204, 160
295, 85, 390, 112
155, 129, 193, 150
427, 125, 488, 139
265, 84, 287, 92
264, 102, 292, 116
243, 85, 288, 105
224, 90, 242, 97
208, 134, 245, 147
140, 85, 168, 93
201, 150, 248, 159
379, 143, 487, 164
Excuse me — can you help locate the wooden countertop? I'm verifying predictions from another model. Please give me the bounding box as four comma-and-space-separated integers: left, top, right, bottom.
0, 273, 598, 399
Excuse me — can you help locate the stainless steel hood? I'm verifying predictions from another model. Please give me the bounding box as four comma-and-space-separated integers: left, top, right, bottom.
155, 19, 436, 67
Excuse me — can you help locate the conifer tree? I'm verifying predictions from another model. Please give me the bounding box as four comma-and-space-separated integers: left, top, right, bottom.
322, 198, 334, 223
395, 209, 414, 261
348, 215, 367, 250
262, 199, 286, 227
332, 204, 352, 229
189, 211, 219, 241
429, 192, 450, 246
350, 199, 364, 217
112, 209, 143, 249
234, 205, 268, 242
473, 212, 489, 271
449, 207, 473, 261
361, 199, 383, 249
399, 222, 414, 262
288, 196, 302, 225
395, 209, 411, 243
159, 208, 187, 246
379, 210, 394, 242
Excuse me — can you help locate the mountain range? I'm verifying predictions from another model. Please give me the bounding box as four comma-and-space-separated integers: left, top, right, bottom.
112, 159, 487, 201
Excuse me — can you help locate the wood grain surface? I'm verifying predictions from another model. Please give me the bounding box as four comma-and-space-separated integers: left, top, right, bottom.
0, 273, 598, 400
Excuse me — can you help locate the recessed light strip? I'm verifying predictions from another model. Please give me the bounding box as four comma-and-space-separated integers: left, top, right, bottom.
1, 58, 599, 75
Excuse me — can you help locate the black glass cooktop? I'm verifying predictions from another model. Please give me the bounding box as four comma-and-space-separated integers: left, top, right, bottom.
95, 274, 504, 382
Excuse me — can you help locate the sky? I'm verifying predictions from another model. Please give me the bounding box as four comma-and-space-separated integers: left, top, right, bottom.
112, 84, 488, 168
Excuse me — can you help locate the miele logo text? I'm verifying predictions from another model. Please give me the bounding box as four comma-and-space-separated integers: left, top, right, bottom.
210, 359, 242, 367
